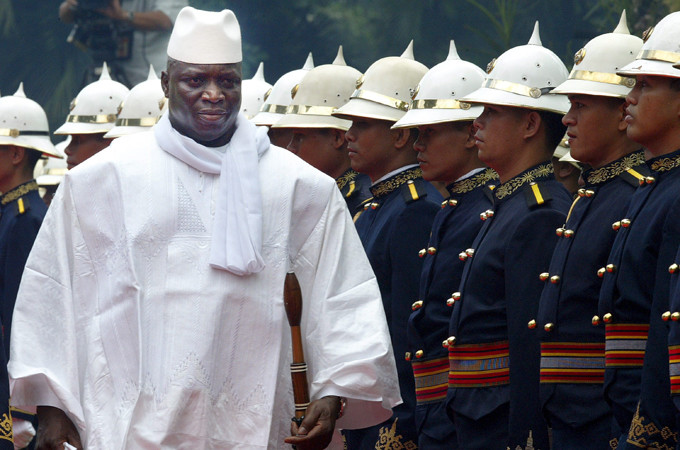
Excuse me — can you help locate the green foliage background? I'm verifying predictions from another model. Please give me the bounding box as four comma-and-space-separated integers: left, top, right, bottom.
0, 0, 675, 137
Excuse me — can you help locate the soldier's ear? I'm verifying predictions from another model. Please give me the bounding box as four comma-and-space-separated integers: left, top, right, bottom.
523, 110, 541, 140
465, 122, 476, 149
617, 100, 628, 132
331, 129, 345, 150
393, 127, 411, 150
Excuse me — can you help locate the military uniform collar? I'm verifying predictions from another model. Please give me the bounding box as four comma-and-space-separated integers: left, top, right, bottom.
648, 148, 680, 174
446, 167, 498, 197
1, 180, 39, 206
583, 150, 646, 187
370, 166, 423, 198
494, 162, 553, 201
336, 168, 359, 191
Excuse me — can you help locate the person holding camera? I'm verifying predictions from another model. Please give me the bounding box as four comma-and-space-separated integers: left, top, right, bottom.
59, 0, 187, 87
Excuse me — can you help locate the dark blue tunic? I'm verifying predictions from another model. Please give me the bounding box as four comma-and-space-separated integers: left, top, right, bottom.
446, 162, 571, 450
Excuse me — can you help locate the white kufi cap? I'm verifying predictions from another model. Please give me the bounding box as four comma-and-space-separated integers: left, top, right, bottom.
167, 7, 242, 64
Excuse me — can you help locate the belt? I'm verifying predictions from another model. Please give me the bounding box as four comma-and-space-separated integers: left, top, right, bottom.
540, 342, 605, 384
669, 345, 680, 395
412, 357, 449, 404
604, 323, 649, 368
448, 341, 510, 388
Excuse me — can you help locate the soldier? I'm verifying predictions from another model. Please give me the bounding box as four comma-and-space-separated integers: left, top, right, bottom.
391, 41, 496, 448
55, 62, 129, 168
533, 11, 644, 448
0, 84, 64, 449
331, 41, 440, 448
598, 11, 680, 448
240, 62, 272, 119
445, 23, 572, 449
272, 47, 371, 216
252, 52, 314, 148
104, 65, 166, 139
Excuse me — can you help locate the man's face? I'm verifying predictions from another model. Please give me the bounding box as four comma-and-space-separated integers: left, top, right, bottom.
563, 94, 625, 168
64, 133, 112, 169
162, 60, 242, 147
625, 75, 680, 156
345, 117, 396, 181
268, 128, 294, 149
287, 128, 343, 177
472, 104, 526, 172
414, 121, 474, 183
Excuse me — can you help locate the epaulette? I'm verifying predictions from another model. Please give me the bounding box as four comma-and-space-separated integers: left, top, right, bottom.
524, 181, 552, 209
400, 178, 428, 204
13, 197, 30, 216
618, 164, 652, 187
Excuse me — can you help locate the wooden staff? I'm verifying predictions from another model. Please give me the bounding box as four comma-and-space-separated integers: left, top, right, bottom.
284, 272, 310, 426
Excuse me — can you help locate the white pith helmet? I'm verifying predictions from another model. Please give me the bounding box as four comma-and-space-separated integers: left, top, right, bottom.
332, 40, 428, 122
272, 46, 362, 131
461, 22, 570, 114
55, 62, 130, 135
392, 40, 486, 129
618, 11, 680, 78
553, 134, 580, 168
104, 65, 166, 138
0, 83, 60, 158
251, 53, 314, 126
240, 62, 273, 119
36, 138, 69, 186
553, 11, 642, 98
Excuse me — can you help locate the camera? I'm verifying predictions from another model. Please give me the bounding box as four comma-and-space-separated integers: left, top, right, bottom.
66, 1, 133, 63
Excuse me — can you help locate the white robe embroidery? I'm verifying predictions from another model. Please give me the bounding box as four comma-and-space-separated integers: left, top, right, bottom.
8, 130, 400, 449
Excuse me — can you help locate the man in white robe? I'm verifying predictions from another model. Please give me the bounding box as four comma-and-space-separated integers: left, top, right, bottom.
8, 7, 399, 449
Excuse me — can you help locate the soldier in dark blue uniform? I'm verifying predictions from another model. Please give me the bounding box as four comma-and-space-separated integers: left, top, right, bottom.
272, 49, 372, 216
534, 13, 644, 449
333, 43, 440, 449
0, 84, 64, 449
445, 23, 572, 449
599, 13, 680, 448
390, 40, 496, 449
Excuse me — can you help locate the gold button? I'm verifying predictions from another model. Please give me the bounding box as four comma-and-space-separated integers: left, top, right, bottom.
550, 275, 560, 284
415, 350, 424, 359
447, 336, 456, 346
480, 212, 488, 220
449, 199, 458, 207
411, 300, 423, 311
446, 297, 455, 307
621, 219, 631, 228
527, 319, 536, 329
592, 315, 600, 326
442, 339, 449, 348
603, 313, 613, 323
459, 252, 468, 261
606, 264, 616, 273
577, 188, 586, 197
465, 248, 475, 257
597, 267, 605, 278
544, 323, 554, 332
405, 352, 411, 361
370, 202, 379, 210
662, 311, 672, 322
672, 312, 680, 322
485, 209, 494, 218
427, 247, 437, 255
441, 200, 448, 208
556, 228, 565, 237
539, 272, 550, 281
452, 292, 461, 301
645, 176, 656, 185
585, 190, 595, 197
418, 249, 426, 258
612, 221, 621, 231
363, 203, 370, 210
563, 229, 575, 238
670, 263, 679, 274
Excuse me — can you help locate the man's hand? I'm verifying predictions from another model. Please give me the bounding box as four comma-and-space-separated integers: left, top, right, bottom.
35, 406, 82, 450
284, 396, 342, 450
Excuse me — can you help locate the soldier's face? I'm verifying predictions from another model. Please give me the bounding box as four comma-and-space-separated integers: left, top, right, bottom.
287, 128, 343, 177
64, 133, 112, 169
625, 75, 680, 156
473, 104, 527, 174
162, 60, 242, 147
345, 117, 397, 181
563, 94, 627, 169
414, 121, 475, 183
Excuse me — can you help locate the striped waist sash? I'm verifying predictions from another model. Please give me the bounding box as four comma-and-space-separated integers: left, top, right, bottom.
669, 345, 680, 395
412, 357, 449, 404
540, 342, 605, 384
448, 341, 510, 388
605, 323, 649, 368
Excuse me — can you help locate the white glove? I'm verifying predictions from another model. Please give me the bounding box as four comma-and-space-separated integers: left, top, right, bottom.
11, 418, 35, 449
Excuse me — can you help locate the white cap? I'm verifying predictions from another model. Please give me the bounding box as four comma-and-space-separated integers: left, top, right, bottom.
393, 40, 486, 129
553, 11, 642, 98
333, 40, 428, 122
273, 46, 362, 131
55, 62, 130, 135
36, 138, 68, 186
618, 11, 680, 78
240, 62, 273, 119
167, 7, 242, 64
251, 53, 314, 126
105, 65, 166, 138
461, 22, 570, 114
0, 83, 60, 158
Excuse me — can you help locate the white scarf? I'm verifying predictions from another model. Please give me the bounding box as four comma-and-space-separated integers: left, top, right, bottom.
154, 113, 269, 276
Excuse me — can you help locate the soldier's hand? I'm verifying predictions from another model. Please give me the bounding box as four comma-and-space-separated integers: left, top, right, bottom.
35, 406, 82, 450
284, 396, 342, 450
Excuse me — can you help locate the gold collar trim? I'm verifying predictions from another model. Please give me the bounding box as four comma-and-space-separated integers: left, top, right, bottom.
495, 164, 553, 200
650, 152, 680, 173
336, 169, 358, 190
1, 180, 39, 205
371, 167, 422, 198
586, 151, 646, 185
449, 168, 498, 195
